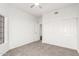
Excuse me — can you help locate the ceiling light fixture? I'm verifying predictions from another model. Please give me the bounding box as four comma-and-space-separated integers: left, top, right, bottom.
30, 1, 42, 8
34, 0, 39, 6
34, 2, 39, 6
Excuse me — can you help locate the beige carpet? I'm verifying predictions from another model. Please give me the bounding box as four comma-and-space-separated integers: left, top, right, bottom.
3, 40, 79, 56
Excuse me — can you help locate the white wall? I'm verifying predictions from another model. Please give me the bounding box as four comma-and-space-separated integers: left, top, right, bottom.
34, 17, 40, 41
38, 17, 42, 24
76, 17, 79, 52
8, 5, 40, 49
42, 5, 79, 49
0, 4, 40, 55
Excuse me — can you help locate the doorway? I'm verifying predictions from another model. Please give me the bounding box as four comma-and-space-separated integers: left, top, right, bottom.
40, 24, 42, 40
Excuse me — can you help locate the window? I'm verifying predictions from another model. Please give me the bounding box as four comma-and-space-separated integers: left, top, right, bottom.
0, 15, 4, 44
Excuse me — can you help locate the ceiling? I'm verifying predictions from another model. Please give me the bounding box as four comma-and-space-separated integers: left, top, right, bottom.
10, 3, 76, 17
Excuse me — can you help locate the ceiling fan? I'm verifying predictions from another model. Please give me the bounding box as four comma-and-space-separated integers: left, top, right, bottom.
30, 3, 42, 8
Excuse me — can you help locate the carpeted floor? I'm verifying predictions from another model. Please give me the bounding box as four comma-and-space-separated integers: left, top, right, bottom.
3, 40, 79, 56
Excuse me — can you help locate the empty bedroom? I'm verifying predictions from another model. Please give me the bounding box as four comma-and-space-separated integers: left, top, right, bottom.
0, 2, 79, 56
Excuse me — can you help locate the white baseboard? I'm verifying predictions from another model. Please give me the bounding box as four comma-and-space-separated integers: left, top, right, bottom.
42, 40, 78, 51
77, 49, 79, 53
